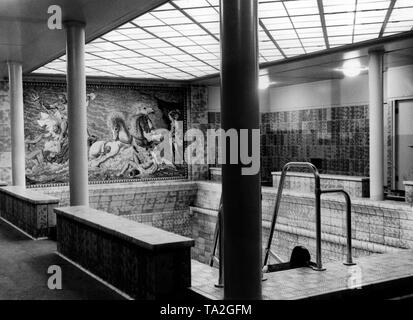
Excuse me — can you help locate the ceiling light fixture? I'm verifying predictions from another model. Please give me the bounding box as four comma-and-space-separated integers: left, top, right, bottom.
259, 76, 270, 90
259, 75, 277, 90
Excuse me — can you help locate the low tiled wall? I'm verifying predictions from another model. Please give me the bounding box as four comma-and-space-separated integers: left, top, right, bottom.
36, 181, 197, 237
405, 181, 413, 205
0, 181, 6, 187
209, 168, 369, 198
272, 171, 370, 198
190, 182, 411, 265
55, 206, 194, 300
0, 186, 59, 239
26, 180, 413, 266
209, 168, 222, 182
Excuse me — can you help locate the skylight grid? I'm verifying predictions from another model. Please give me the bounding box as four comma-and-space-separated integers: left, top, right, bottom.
323, 0, 357, 14
33, 0, 413, 80
385, 0, 413, 34
259, 1, 287, 18
355, 9, 387, 25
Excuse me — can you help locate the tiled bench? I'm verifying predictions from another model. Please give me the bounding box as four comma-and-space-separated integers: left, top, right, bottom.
272, 171, 370, 198
0, 186, 59, 239
55, 206, 195, 300
405, 181, 413, 204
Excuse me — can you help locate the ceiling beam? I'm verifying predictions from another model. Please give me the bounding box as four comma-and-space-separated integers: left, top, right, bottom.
259, 20, 287, 58
380, 0, 397, 38
281, 1, 306, 54
192, 31, 413, 84
317, 0, 330, 50
351, 0, 358, 43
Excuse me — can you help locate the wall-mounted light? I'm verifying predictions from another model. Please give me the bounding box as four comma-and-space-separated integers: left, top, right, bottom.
336, 60, 368, 78
259, 75, 277, 90
259, 75, 270, 90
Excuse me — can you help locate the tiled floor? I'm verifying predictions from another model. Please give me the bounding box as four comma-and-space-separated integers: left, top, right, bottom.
2, 211, 412, 300
191, 250, 413, 299
0, 219, 124, 300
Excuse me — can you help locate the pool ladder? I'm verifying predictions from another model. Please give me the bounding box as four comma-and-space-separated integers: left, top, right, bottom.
263, 162, 356, 271
210, 162, 356, 288
209, 197, 224, 287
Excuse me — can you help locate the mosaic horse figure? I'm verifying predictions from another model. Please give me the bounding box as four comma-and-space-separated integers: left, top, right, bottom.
106, 111, 160, 177
108, 112, 133, 145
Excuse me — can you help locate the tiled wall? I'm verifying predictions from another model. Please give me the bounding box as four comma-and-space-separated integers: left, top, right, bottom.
385, 104, 393, 188
207, 112, 221, 178
38, 181, 198, 237
187, 86, 210, 180
0, 82, 11, 184
190, 182, 411, 265
208, 105, 370, 184
10, 179, 413, 267
405, 182, 413, 204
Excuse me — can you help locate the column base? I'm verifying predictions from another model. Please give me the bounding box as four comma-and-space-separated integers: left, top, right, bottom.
370, 194, 384, 201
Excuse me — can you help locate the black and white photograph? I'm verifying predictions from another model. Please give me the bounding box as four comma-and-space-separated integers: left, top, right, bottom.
0, 0, 413, 312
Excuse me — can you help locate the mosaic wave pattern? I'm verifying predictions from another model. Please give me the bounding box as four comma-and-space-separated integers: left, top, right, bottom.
34, 0, 413, 80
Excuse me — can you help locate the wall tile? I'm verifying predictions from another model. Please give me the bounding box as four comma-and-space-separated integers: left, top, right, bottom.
208, 105, 370, 184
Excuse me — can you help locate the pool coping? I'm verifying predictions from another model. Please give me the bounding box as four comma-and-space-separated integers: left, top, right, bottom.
190, 250, 413, 300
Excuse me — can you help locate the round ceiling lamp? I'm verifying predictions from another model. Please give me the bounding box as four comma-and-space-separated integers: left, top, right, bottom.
339, 60, 367, 77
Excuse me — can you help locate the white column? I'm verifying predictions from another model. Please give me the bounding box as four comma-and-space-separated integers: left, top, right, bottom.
8, 62, 26, 187
368, 50, 384, 201
65, 21, 89, 206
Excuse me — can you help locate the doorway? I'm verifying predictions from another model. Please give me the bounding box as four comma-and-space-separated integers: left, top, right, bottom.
395, 99, 413, 191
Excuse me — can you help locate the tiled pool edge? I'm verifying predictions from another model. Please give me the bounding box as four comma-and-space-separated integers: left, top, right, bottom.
190, 250, 413, 300
34, 180, 413, 264
193, 181, 413, 263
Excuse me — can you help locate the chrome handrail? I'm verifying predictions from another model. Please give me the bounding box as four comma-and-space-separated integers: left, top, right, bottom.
263, 162, 355, 272
320, 189, 355, 266
210, 197, 224, 288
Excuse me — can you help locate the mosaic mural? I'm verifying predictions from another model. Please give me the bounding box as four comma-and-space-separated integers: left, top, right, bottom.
23, 81, 188, 186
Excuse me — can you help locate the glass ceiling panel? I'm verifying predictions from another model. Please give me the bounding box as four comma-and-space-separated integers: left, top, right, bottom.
357, 0, 391, 11
34, 0, 413, 80
259, 2, 287, 18
323, 2, 356, 14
